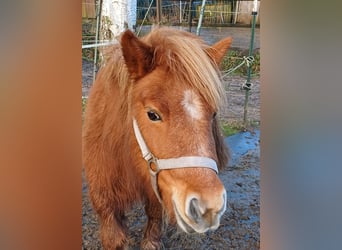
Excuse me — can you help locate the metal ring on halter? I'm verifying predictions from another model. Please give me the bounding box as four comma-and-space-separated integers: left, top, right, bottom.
147, 155, 160, 176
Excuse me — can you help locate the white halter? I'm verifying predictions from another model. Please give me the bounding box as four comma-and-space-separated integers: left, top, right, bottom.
132, 119, 218, 203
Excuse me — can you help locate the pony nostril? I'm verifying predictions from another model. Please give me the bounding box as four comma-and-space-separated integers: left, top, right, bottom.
189, 198, 201, 223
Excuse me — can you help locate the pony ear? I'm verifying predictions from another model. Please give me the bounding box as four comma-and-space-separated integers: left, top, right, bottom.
206, 37, 233, 65
120, 29, 155, 80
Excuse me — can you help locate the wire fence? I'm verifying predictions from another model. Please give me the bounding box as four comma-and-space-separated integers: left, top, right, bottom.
81, 0, 260, 125
82, 0, 260, 46
137, 2, 236, 26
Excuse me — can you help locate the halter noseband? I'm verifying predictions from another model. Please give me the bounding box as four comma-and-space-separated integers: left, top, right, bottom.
133, 119, 218, 203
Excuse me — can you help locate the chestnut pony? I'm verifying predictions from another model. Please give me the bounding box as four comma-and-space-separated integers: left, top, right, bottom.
83, 27, 232, 249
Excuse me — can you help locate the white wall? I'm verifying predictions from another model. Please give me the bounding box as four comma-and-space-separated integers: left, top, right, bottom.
237, 1, 260, 25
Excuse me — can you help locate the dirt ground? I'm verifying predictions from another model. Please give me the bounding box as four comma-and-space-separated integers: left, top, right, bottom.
82, 150, 260, 250
82, 54, 260, 249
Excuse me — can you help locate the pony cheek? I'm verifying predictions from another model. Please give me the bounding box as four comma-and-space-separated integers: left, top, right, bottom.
157, 170, 179, 223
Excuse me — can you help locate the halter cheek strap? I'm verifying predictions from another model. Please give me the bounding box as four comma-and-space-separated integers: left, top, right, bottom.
133, 119, 218, 203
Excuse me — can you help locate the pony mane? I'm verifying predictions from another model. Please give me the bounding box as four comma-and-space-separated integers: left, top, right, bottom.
143, 27, 225, 111
98, 27, 225, 111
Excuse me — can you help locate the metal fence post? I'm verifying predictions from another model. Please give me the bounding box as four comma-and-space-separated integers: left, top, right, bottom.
243, 2, 258, 125
196, 0, 206, 36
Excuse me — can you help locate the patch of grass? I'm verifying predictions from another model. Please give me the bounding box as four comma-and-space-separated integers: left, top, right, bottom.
220, 120, 260, 137
221, 49, 260, 76
82, 48, 95, 61
220, 121, 242, 137
249, 120, 260, 128
221, 124, 240, 137
221, 50, 241, 72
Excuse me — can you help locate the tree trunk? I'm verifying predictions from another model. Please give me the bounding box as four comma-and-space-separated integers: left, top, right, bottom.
99, 0, 137, 61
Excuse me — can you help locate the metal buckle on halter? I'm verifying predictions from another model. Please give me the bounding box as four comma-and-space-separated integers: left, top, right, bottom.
147, 154, 160, 176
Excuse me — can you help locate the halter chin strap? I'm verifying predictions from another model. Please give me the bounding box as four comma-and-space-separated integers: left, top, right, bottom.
132, 119, 218, 203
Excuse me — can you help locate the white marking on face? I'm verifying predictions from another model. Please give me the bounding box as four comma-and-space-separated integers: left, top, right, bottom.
181, 90, 203, 120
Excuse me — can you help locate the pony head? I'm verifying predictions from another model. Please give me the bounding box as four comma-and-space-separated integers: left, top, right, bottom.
121, 28, 232, 233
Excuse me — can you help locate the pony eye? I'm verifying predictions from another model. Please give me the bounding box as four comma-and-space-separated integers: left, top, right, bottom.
213, 112, 217, 118
147, 110, 161, 121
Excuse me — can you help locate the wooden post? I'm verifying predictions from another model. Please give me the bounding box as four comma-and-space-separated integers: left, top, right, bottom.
180, 0, 182, 24
156, 0, 162, 24
188, 0, 193, 32
93, 0, 102, 81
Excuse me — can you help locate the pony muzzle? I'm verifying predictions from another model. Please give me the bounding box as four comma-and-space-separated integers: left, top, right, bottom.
173, 189, 227, 233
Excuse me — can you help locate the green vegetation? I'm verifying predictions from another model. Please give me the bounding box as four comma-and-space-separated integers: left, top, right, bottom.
82, 48, 95, 61
220, 119, 260, 137
221, 49, 260, 76
221, 122, 241, 137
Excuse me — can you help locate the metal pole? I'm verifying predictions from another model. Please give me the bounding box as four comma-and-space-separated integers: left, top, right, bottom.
196, 0, 206, 36
93, 0, 102, 82
188, 0, 193, 32
243, 7, 257, 125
